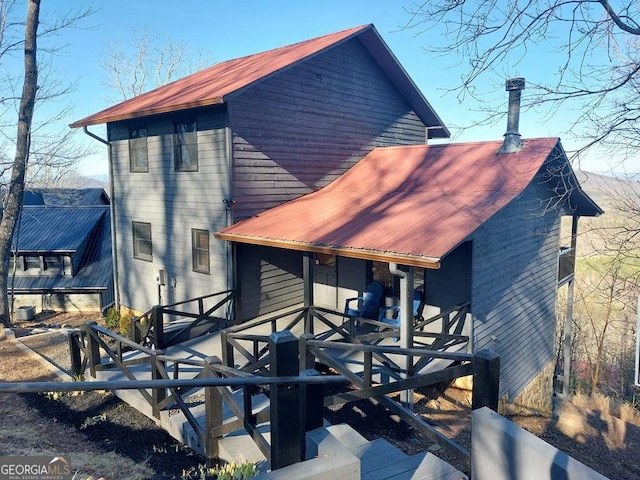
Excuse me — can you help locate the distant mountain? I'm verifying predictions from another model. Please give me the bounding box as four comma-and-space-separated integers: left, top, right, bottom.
575, 170, 640, 213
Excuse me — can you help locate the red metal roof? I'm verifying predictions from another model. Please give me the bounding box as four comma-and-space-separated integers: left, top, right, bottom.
71, 25, 369, 128
216, 138, 562, 268
71, 24, 449, 137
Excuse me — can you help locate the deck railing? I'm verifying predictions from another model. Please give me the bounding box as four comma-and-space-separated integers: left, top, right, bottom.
64, 300, 490, 475
130, 289, 235, 349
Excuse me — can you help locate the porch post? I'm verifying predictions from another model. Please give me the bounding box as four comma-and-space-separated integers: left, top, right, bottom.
390, 263, 414, 408
563, 215, 579, 399
303, 252, 314, 307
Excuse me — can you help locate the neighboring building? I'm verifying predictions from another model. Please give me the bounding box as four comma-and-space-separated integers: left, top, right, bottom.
71, 25, 601, 406
9, 188, 114, 314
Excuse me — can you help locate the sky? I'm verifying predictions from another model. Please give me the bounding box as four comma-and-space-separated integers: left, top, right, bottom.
21, 0, 639, 178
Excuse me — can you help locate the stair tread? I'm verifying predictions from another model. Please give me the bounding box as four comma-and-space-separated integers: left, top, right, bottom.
326, 424, 369, 447
371, 451, 465, 480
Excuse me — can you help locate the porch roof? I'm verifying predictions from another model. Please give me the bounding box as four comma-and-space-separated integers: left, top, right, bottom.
215, 138, 601, 268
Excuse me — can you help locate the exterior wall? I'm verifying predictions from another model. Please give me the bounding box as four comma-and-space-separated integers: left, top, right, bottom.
10, 292, 103, 314
336, 257, 367, 312
425, 241, 472, 309
228, 37, 427, 221
236, 244, 304, 321
504, 359, 555, 415
470, 173, 561, 401
108, 106, 230, 314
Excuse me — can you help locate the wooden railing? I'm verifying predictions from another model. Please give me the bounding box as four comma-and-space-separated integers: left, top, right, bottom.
130, 289, 235, 349
66, 301, 489, 475
67, 322, 347, 470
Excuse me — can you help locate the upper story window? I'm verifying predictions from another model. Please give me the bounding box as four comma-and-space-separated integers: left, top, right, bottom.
192, 228, 210, 274
174, 120, 198, 171
129, 125, 148, 172
133, 221, 153, 262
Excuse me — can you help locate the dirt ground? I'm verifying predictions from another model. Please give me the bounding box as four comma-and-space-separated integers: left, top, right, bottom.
2, 312, 640, 479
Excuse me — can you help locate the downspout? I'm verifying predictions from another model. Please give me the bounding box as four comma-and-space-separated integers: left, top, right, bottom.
82, 126, 120, 312
389, 262, 414, 408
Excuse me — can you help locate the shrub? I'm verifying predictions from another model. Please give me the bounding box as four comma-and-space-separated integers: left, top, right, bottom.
105, 307, 119, 331
119, 312, 134, 339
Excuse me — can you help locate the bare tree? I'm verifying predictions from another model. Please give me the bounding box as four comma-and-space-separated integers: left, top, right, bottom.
404, 1, 640, 162
0, 0, 39, 326
101, 27, 214, 101
0, 2, 94, 326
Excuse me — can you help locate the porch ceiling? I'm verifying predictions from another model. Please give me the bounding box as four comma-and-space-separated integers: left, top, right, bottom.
216, 138, 578, 268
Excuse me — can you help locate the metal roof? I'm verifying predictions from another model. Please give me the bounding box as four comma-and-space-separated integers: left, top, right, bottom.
69, 25, 448, 138
23, 188, 109, 206
216, 138, 601, 268
14, 206, 107, 252
9, 209, 113, 292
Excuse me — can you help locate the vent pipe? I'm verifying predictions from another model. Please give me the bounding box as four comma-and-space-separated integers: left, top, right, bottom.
499, 77, 525, 154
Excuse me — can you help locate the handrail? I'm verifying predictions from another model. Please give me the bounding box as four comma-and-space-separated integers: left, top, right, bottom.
306, 339, 472, 361
91, 323, 161, 357
0, 375, 349, 393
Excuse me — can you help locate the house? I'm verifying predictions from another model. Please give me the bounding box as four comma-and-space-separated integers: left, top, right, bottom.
71, 24, 601, 409
9, 188, 114, 314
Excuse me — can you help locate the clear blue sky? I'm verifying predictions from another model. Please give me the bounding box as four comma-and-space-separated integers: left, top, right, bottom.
34, 0, 635, 176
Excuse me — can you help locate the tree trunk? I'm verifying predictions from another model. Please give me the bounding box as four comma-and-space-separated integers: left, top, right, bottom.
0, 0, 40, 327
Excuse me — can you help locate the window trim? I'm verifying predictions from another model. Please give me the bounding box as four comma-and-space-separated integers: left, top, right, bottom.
173, 119, 198, 172
132, 221, 153, 262
191, 228, 210, 274
129, 125, 149, 173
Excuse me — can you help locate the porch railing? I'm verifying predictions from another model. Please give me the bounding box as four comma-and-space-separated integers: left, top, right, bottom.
558, 246, 576, 286
130, 289, 235, 349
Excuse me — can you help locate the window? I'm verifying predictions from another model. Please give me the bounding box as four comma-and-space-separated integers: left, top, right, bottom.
174, 120, 198, 171
129, 125, 148, 172
192, 229, 210, 273
43, 255, 63, 275
24, 255, 40, 272
133, 222, 153, 261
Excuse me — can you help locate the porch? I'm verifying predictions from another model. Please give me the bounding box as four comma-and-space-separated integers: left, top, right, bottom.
68, 290, 484, 478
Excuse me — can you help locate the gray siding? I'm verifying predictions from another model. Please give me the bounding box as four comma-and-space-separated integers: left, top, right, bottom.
236, 245, 304, 321
470, 173, 560, 400
108, 106, 230, 313
425, 241, 472, 309
229, 37, 427, 220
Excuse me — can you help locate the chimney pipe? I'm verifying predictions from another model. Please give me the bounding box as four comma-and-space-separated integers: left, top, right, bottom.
499, 77, 525, 153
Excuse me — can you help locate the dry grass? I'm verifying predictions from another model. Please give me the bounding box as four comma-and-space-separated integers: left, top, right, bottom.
0, 339, 154, 480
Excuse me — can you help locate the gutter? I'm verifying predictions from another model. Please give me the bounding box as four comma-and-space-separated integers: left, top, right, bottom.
81, 126, 120, 311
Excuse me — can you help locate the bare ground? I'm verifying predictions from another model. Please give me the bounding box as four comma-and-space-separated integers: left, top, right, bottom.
3, 312, 640, 479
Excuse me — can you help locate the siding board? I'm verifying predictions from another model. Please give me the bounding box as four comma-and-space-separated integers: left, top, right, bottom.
471, 172, 560, 400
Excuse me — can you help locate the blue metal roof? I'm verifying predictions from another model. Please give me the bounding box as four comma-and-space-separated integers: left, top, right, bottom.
23, 188, 109, 206
9, 209, 113, 294
14, 207, 107, 252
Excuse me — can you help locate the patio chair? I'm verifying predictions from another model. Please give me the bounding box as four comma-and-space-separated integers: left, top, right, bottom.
378, 289, 424, 329
343, 281, 383, 320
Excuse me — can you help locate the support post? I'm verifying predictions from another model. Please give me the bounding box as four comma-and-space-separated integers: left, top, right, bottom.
204, 356, 223, 466
390, 263, 414, 408
270, 331, 303, 469
472, 349, 500, 411
82, 322, 100, 379
152, 305, 164, 349
299, 333, 323, 432
221, 331, 234, 367
563, 215, 579, 399
150, 352, 166, 419
302, 253, 314, 308
68, 330, 83, 378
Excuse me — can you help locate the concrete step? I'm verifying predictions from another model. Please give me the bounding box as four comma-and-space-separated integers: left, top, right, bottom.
326, 423, 369, 448
365, 451, 467, 480
218, 424, 270, 471
348, 438, 408, 475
